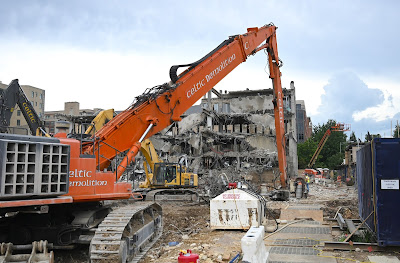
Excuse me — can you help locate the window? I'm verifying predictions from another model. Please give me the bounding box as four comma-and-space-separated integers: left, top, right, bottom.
17, 120, 21, 126
223, 103, 230, 113
31, 91, 34, 98
17, 110, 21, 116
213, 104, 219, 112
35, 102, 37, 106
40, 94, 43, 100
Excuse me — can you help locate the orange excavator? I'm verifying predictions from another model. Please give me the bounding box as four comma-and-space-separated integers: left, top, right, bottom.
0, 23, 288, 262
307, 123, 351, 168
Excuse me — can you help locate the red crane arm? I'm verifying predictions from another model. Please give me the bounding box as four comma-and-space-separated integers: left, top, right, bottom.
84, 24, 287, 185
307, 123, 351, 168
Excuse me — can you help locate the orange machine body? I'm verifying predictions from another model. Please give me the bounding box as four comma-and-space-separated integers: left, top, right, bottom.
1, 24, 289, 208
63, 138, 132, 202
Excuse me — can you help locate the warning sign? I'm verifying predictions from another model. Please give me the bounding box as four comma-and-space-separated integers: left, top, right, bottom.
381, 180, 399, 190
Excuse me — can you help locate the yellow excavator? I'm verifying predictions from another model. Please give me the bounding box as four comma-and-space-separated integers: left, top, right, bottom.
138, 139, 199, 201
84, 108, 114, 135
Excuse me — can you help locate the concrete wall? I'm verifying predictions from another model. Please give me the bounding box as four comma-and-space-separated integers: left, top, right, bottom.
229, 94, 274, 113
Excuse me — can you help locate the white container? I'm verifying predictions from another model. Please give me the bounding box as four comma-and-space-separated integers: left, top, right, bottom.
210, 189, 263, 230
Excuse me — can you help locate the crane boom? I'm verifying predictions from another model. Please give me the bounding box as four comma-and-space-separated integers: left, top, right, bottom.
84, 24, 288, 187
307, 123, 351, 168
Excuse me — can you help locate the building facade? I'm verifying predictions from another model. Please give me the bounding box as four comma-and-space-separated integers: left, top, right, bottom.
296, 100, 312, 143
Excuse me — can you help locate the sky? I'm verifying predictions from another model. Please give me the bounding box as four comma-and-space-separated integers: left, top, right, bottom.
1, 0, 400, 139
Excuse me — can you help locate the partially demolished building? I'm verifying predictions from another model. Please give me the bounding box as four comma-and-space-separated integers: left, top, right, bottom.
145, 82, 298, 195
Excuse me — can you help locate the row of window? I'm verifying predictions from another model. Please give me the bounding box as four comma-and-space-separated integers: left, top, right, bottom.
31, 91, 44, 100
202, 103, 231, 113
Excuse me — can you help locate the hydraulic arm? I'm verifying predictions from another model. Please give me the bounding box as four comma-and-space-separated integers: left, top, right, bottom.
84, 23, 289, 187
0, 79, 48, 136
307, 123, 350, 168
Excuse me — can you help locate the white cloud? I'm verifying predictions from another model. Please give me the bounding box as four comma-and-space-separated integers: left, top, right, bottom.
0, 42, 174, 111
353, 79, 400, 122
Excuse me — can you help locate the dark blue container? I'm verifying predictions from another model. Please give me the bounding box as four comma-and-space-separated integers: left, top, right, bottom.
357, 138, 400, 246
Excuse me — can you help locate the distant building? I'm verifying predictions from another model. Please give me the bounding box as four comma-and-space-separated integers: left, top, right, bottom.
0, 80, 45, 135
336, 142, 366, 183
296, 100, 312, 143
44, 102, 103, 134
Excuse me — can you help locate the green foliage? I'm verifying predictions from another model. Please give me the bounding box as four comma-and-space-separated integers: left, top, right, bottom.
393, 124, 400, 138
297, 119, 347, 169
297, 139, 318, 168
349, 131, 357, 142
365, 132, 381, 142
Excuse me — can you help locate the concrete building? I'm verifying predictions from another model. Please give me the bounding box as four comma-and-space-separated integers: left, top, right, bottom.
145, 83, 299, 195
0, 80, 45, 135
44, 102, 103, 134
296, 100, 312, 143
336, 142, 365, 183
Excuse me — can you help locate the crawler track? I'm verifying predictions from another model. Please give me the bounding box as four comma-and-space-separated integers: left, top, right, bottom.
89, 202, 162, 263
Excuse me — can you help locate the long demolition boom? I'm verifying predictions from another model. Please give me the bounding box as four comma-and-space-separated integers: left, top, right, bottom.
84, 24, 288, 187
307, 123, 350, 168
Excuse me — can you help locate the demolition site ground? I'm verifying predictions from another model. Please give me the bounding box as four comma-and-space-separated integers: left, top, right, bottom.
57, 181, 400, 263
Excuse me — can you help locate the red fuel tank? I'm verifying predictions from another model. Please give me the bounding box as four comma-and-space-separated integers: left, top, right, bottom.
178, 250, 199, 263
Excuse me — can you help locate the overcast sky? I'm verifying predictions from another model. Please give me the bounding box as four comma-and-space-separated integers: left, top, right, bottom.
1, 0, 399, 139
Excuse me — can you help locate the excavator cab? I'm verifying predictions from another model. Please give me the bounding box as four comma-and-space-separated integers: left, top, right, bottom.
152, 163, 197, 187
153, 163, 178, 186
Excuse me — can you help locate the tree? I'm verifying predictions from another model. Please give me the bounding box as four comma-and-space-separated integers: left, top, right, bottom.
365, 131, 381, 142
297, 119, 347, 169
297, 139, 318, 168
393, 124, 400, 138
349, 131, 357, 142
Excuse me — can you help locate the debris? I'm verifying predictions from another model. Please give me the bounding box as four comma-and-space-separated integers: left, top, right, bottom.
222, 252, 231, 261
168, 242, 179, 246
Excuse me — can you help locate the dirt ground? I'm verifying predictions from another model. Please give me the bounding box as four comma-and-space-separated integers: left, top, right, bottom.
56, 181, 400, 262
141, 202, 242, 263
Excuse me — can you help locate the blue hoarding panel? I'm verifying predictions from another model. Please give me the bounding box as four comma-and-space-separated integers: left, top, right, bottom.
357, 138, 400, 246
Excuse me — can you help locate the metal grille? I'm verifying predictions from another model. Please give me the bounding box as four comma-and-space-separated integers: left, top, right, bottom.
280, 227, 330, 235
273, 238, 320, 246
288, 206, 321, 210
288, 220, 321, 225
292, 220, 321, 225
0, 136, 70, 199
269, 246, 318, 255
